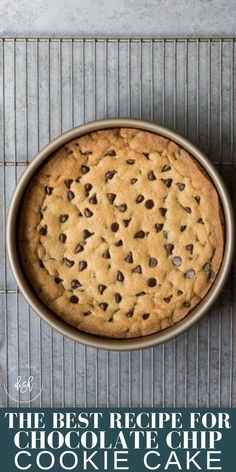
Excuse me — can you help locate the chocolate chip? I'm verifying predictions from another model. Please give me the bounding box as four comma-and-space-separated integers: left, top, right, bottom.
125, 252, 133, 263
127, 310, 134, 318
117, 271, 124, 282
132, 265, 142, 274
83, 311, 91, 316
98, 284, 107, 294
71, 279, 81, 289
183, 301, 191, 308
147, 278, 157, 287
162, 178, 173, 188
59, 233, 67, 243
84, 208, 93, 218
195, 196, 201, 204
39, 225, 47, 236
180, 225, 187, 232
55, 277, 63, 284
75, 243, 84, 253
115, 293, 122, 303
116, 204, 127, 212
127, 159, 135, 164
131, 178, 137, 185
105, 170, 116, 181
177, 183, 185, 191
89, 194, 97, 204
149, 257, 158, 267
70, 295, 79, 304
123, 219, 131, 227
81, 165, 90, 174
59, 214, 69, 223
185, 269, 195, 279
155, 223, 164, 233
99, 302, 108, 311
145, 199, 154, 209
164, 295, 172, 303
83, 150, 92, 156
105, 149, 116, 156
136, 291, 145, 296
172, 256, 182, 267
148, 171, 156, 181
63, 258, 74, 267
134, 230, 145, 239
177, 290, 183, 296
162, 165, 171, 172
111, 222, 119, 232
143, 153, 149, 159
79, 261, 87, 271
75, 176, 81, 183
115, 240, 123, 247
83, 229, 94, 239
107, 193, 116, 204
159, 208, 167, 217
184, 207, 192, 213
45, 186, 53, 195
209, 270, 215, 279
198, 218, 204, 224
68, 190, 75, 201
102, 249, 111, 259
66, 147, 73, 155
136, 194, 144, 203
143, 313, 150, 320
85, 183, 92, 192
203, 262, 211, 272
186, 244, 193, 255
64, 179, 73, 189
165, 243, 174, 255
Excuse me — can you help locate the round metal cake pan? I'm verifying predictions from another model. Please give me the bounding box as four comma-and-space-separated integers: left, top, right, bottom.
6, 118, 234, 351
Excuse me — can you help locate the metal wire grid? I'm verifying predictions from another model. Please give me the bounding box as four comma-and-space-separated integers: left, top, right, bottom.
0, 38, 235, 408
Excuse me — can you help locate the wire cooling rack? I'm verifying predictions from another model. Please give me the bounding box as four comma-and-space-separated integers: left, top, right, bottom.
0, 38, 235, 408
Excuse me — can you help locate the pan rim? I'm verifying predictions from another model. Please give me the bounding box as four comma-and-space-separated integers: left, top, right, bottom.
6, 118, 235, 351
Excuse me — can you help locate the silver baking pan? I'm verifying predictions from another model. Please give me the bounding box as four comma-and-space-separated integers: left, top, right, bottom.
6, 118, 234, 351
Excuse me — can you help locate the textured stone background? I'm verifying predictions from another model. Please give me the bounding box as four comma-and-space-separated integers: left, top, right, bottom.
0, 0, 236, 37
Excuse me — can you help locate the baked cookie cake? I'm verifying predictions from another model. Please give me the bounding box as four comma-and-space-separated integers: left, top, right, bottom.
18, 128, 224, 338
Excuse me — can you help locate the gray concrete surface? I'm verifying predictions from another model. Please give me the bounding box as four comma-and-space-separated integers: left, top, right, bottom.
0, 0, 236, 38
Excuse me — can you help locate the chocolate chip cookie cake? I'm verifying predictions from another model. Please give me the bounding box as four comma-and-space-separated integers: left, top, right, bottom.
19, 128, 224, 338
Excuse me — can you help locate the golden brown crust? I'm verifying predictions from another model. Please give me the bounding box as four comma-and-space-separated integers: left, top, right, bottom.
18, 128, 224, 338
